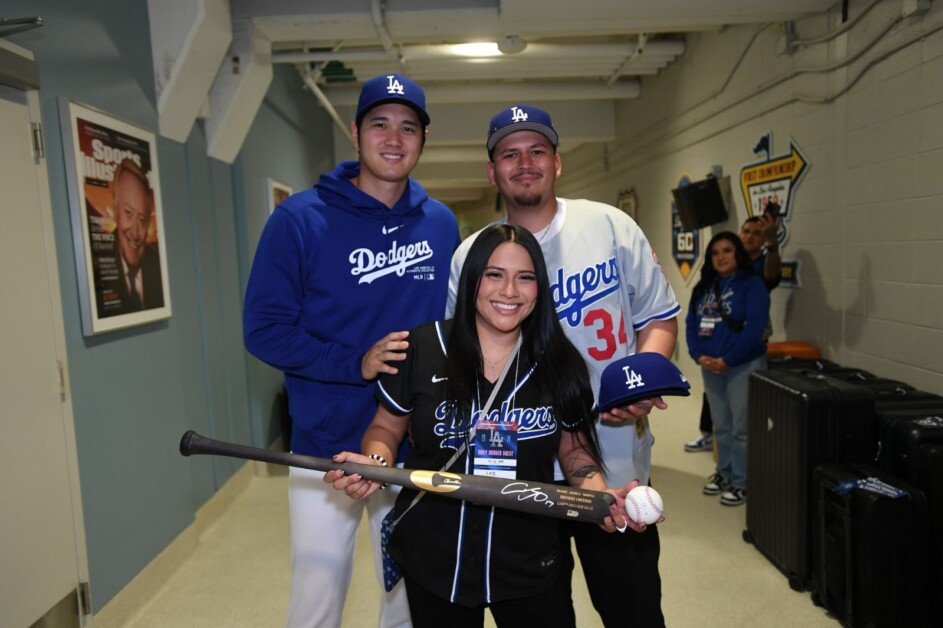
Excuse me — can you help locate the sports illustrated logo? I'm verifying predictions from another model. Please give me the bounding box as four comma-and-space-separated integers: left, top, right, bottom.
382, 224, 403, 235
349, 239, 434, 284
551, 257, 621, 326
510, 106, 528, 123
386, 75, 405, 95
621, 366, 645, 390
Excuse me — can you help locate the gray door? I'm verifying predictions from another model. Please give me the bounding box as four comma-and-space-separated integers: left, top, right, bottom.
0, 44, 89, 628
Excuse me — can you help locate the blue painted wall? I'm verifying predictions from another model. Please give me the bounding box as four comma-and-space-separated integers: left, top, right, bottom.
7, 0, 334, 611
235, 63, 337, 448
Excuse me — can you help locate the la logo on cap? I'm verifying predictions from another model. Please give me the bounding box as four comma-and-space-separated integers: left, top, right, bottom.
386, 75, 405, 95
511, 106, 528, 123
622, 366, 645, 390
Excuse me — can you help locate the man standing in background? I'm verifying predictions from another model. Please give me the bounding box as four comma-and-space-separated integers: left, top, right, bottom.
448, 104, 680, 627
244, 74, 460, 628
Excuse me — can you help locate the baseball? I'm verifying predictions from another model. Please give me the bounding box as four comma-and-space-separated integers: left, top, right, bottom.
625, 486, 664, 525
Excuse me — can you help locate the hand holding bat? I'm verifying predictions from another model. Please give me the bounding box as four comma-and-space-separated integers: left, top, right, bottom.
325, 451, 388, 499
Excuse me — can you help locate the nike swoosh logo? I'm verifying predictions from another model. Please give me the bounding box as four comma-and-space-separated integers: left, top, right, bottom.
431, 375, 447, 383
382, 225, 403, 235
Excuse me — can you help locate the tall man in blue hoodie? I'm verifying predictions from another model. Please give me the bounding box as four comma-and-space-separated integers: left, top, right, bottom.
244, 74, 460, 628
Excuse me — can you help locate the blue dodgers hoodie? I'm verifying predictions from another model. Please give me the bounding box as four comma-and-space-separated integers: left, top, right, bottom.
244, 161, 460, 458
685, 272, 770, 368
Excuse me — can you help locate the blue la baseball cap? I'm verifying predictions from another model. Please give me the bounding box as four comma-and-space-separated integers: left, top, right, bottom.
597, 353, 691, 412
356, 73, 430, 126
486, 104, 559, 156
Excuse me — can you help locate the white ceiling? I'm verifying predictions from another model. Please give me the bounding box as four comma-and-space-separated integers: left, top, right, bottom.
229, 0, 838, 205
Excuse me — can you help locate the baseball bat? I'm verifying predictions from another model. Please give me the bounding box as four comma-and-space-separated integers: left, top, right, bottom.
179, 430, 615, 525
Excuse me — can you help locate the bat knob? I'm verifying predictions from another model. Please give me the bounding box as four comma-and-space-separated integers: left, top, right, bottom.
179, 430, 197, 456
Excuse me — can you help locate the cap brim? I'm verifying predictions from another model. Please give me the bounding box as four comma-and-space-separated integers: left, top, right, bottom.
487, 123, 558, 152
598, 386, 691, 412
358, 98, 430, 126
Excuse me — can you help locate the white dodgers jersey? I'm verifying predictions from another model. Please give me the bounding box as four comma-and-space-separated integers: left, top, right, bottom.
447, 198, 680, 485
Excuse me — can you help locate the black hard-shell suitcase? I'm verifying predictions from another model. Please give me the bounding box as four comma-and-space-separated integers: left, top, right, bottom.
766, 356, 840, 371
744, 370, 876, 591
811, 464, 931, 627
875, 410, 943, 478
818, 368, 875, 382
917, 444, 943, 627
848, 377, 914, 393
873, 388, 943, 412
917, 443, 943, 524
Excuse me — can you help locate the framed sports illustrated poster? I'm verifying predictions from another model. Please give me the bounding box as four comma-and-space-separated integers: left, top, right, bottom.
267, 177, 292, 214
60, 100, 172, 336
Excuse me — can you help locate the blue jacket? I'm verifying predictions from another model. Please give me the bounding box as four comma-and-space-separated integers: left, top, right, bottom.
686, 272, 770, 368
243, 161, 460, 457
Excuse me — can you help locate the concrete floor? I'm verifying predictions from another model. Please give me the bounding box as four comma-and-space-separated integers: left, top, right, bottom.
100, 390, 838, 627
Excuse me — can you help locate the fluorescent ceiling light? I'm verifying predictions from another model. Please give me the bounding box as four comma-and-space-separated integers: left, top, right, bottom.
449, 42, 501, 57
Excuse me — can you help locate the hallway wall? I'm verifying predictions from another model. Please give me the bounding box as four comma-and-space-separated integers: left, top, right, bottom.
457, 0, 943, 391
5, 0, 333, 612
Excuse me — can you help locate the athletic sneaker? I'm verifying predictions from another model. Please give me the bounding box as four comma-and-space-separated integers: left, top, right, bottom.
684, 433, 713, 452
702, 473, 730, 496
720, 487, 747, 506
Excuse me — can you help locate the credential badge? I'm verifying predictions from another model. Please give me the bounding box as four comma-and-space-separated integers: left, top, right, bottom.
511, 106, 528, 123
386, 75, 405, 95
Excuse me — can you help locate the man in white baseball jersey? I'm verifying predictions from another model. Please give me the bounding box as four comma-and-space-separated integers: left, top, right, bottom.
447, 104, 680, 627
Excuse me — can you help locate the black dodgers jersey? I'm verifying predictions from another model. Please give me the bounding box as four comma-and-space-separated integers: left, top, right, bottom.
376, 320, 583, 606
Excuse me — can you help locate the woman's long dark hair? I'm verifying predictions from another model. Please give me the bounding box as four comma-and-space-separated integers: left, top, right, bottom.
691, 231, 755, 303
445, 224, 603, 468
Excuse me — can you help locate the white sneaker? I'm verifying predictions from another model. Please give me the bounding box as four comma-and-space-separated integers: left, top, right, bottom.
684, 433, 713, 453
720, 487, 747, 506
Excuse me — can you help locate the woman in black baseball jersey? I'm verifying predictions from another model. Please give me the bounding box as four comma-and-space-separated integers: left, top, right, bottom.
326, 224, 634, 627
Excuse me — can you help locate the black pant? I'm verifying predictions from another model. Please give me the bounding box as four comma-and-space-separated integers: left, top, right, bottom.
699, 392, 714, 434
403, 572, 576, 628
559, 517, 665, 627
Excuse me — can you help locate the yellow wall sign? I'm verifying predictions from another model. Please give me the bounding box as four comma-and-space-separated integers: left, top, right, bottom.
739, 133, 809, 287
739, 133, 808, 218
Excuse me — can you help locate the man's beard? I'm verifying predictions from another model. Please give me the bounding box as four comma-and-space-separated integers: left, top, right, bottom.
511, 191, 543, 207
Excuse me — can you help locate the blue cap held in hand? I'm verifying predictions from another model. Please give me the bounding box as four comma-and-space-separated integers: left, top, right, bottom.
597, 353, 691, 412
356, 73, 430, 126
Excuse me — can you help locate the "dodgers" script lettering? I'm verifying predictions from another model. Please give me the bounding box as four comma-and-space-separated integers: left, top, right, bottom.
349, 239, 434, 284
551, 257, 621, 326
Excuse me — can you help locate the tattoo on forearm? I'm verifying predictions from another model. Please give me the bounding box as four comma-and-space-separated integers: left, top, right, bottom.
570, 464, 600, 479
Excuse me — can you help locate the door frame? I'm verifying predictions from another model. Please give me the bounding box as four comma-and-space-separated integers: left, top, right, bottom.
0, 38, 91, 627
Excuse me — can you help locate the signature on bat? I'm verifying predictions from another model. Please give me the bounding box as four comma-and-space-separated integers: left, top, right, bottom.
500, 482, 556, 508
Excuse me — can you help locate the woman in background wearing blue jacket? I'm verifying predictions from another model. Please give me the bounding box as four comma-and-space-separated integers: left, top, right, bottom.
686, 232, 770, 507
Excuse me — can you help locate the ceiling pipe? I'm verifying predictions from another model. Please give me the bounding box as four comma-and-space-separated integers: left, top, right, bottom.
607, 33, 647, 86
297, 63, 354, 146
338, 65, 659, 82
370, 0, 395, 53
271, 39, 685, 65
321, 80, 640, 104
